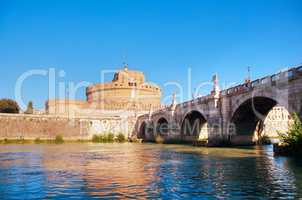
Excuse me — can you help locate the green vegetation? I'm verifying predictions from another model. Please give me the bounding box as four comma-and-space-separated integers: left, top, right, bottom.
0, 138, 32, 144
0, 138, 90, 144
278, 113, 302, 147
91, 134, 100, 143
92, 133, 115, 143
91, 133, 128, 143
107, 133, 115, 142
116, 133, 126, 143
0, 99, 20, 114
34, 137, 42, 144
128, 136, 142, 143
54, 135, 64, 144
76, 139, 91, 143
0, 133, 130, 144
274, 113, 302, 156
25, 101, 34, 114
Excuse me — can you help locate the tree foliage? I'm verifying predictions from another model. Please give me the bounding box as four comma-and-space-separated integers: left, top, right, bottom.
54, 135, 64, 144
92, 133, 115, 143
279, 113, 302, 147
116, 133, 126, 143
0, 99, 20, 114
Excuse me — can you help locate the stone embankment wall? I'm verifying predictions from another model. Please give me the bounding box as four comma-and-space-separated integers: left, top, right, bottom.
0, 113, 136, 140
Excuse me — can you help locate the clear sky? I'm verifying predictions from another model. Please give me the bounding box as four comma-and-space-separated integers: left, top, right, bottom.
0, 0, 302, 109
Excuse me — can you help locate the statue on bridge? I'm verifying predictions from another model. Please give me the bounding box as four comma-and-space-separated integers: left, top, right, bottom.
212, 74, 220, 108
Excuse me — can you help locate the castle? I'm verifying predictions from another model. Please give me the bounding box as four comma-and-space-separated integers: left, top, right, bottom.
46, 65, 162, 117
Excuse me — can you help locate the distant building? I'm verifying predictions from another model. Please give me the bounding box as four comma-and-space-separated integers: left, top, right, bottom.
46, 65, 162, 117
32, 109, 46, 115
263, 106, 292, 137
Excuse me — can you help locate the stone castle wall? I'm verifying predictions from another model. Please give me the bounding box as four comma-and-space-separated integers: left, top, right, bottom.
84, 67, 161, 111
0, 113, 137, 140
86, 85, 161, 110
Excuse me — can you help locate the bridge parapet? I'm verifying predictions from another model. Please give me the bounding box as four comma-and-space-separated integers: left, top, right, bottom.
177, 94, 212, 109
150, 104, 173, 114
221, 65, 302, 97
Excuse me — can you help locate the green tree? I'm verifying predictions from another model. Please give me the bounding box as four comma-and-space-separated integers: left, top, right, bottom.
54, 135, 64, 144
0, 99, 20, 114
279, 113, 302, 147
25, 101, 34, 114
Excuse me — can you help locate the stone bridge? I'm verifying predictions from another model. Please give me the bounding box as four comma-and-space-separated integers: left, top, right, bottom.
133, 65, 302, 146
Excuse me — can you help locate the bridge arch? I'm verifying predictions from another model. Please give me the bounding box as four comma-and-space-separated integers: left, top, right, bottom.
155, 117, 169, 136
180, 110, 208, 141
138, 120, 156, 141
138, 121, 148, 140
229, 96, 292, 143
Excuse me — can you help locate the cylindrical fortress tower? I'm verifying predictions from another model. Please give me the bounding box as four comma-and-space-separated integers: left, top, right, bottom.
86, 65, 161, 110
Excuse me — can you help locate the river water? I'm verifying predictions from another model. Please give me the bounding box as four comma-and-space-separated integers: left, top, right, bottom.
0, 143, 301, 199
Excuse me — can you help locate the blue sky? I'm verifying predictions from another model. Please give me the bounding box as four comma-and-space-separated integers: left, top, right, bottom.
0, 0, 302, 109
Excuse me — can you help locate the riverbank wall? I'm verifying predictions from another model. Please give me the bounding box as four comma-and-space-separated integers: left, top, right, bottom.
0, 113, 137, 140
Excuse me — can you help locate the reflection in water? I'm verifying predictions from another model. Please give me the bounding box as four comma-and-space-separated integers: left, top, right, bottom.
0, 144, 301, 199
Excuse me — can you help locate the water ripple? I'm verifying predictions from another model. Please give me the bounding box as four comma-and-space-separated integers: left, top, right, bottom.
0, 144, 301, 199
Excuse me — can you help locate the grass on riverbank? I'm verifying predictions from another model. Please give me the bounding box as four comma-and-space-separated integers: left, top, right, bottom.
0, 133, 128, 144
0, 135, 66, 144
91, 133, 127, 143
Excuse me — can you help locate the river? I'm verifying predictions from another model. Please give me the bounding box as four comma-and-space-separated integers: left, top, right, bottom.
0, 143, 301, 199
